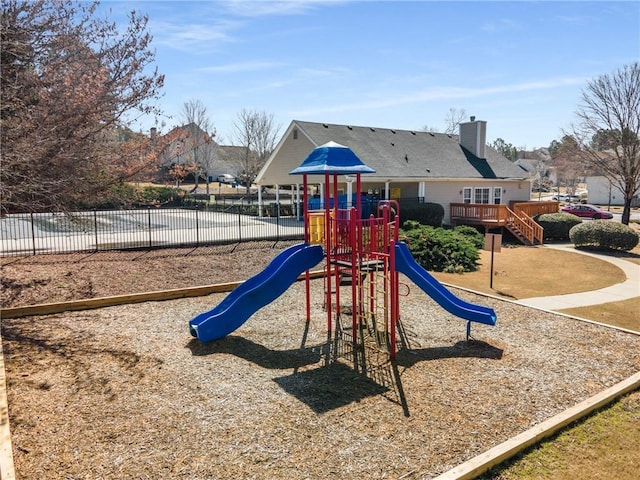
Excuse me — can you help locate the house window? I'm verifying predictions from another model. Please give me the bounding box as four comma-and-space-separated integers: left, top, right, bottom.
293, 129, 298, 140
474, 187, 490, 204
463, 187, 472, 204
493, 187, 502, 205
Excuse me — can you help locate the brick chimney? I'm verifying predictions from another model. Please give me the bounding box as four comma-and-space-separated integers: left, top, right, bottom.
459, 117, 487, 158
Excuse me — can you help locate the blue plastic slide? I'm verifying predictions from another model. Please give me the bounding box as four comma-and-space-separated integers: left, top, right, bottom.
394, 242, 496, 326
189, 243, 324, 343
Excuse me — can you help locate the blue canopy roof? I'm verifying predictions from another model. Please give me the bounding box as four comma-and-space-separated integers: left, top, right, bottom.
290, 141, 376, 175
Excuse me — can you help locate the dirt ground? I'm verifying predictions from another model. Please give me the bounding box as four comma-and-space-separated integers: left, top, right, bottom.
0, 242, 289, 308
1, 241, 640, 479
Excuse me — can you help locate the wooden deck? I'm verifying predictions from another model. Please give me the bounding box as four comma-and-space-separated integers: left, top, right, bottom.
450, 201, 559, 245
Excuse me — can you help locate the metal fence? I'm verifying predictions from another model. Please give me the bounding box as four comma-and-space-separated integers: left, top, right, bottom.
0, 207, 305, 257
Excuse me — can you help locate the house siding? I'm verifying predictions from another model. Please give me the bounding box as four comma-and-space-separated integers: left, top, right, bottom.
586, 176, 640, 206
258, 127, 317, 185
424, 179, 531, 223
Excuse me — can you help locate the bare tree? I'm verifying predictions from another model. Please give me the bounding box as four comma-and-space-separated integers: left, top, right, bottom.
444, 108, 467, 135
231, 109, 281, 188
1, 0, 164, 212
572, 62, 640, 224
181, 99, 217, 194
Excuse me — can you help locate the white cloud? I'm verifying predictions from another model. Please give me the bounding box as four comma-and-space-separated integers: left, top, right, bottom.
151, 19, 242, 50
481, 18, 520, 33
219, 0, 348, 17
290, 77, 588, 116
198, 60, 285, 73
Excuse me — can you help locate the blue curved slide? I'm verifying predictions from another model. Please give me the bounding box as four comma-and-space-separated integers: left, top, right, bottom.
189, 243, 324, 343
394, 242, 496, 326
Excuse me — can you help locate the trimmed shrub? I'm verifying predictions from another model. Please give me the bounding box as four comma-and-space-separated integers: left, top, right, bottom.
399, 201, 444, 227
570, 221, 639, 251
451, 225, 484, 249
536, 212, 582, 241
400, 221, 480, 273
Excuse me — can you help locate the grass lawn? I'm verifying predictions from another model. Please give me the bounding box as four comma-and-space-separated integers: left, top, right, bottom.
559, 297, 640, 332
431, 244, 639, 331
432, 242, 639, 479
431, 246, 626, 299
479, 390, 640, 480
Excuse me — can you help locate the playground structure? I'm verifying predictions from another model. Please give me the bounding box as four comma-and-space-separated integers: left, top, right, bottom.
189, 142, 496, 359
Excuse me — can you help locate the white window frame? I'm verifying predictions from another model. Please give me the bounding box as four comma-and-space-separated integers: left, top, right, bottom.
493, 186, 502, 205
462, 187, 472, 204
474, 187, 490, 204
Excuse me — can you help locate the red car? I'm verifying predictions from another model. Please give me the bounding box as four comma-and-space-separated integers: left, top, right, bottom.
561, 204, 613, 219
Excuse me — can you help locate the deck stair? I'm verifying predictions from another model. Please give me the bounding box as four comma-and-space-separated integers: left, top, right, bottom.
505, 207, 544, 245
450, 201, 553, 246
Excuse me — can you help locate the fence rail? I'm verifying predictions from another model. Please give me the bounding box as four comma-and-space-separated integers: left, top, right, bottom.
0, 207, 305, 257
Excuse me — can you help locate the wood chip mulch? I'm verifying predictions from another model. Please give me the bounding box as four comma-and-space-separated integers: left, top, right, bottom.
1, 242, 639, 479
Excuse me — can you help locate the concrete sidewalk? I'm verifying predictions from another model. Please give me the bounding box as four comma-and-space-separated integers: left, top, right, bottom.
516, 244, 640, 310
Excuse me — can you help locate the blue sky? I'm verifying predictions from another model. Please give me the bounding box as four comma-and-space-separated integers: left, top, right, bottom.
100, 0, 639, 149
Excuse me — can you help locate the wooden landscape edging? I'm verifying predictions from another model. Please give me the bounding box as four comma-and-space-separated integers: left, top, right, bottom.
0, 339, 15, 480
0, 270, 325, 319
433, 371, 640, 480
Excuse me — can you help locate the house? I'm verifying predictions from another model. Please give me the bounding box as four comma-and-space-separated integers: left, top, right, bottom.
155, 124, 250, 182
156, 123, 215, 168
586, 176, 640, 207
256, 118, 556, 244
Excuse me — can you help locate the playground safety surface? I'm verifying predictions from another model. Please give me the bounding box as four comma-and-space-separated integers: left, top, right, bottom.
2, 244, 639, 479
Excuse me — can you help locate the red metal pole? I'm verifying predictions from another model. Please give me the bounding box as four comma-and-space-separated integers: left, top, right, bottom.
303, 174, 311, 321
390, 238, 397, 359
324, 173, 331, 336
350, 206, 357, 345
369, 215, 375, 317
303, 174, 309, 243
356, 174, 362, 219
333, 173, 340, 319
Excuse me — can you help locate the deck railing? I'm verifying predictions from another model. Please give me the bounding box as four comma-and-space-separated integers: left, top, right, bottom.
450, 201, 552, 244
511, 201, 559, 217
449, 203, 509, 224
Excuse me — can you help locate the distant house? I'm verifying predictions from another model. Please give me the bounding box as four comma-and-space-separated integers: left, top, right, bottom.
156, 123, 214, 168
586, 176, 640, 207
155, 124, 249, 182
213, 145, 246, 180
257, 118, 536, 226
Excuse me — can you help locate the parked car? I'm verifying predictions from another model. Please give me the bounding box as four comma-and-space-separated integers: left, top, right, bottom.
553, 193, 581, 203
216, 174, 235, 184
561, 204, 613, 219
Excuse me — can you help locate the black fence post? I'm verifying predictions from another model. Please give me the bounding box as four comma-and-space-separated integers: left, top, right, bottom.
237, 206, 242, 243
276, 203, 280, 241
94, 210, 99, 252
30, 212, 36, 256
195, 207, 200, 246
147, 208, 152, 248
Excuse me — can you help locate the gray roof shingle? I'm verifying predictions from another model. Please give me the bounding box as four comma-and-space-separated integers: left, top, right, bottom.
293, 121, 526, 180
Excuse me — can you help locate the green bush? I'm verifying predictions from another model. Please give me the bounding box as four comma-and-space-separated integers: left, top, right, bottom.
536, 212, 582, 241
400, 221, 480, 273
451, 225, 485, 249
136, 186, 184, 206
569, 221, 639, 251
76, 183, 138, 209
399, 201, 444, 227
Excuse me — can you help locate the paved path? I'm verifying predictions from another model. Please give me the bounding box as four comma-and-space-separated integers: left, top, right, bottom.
516, 244, 640, 310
